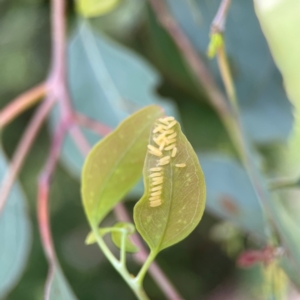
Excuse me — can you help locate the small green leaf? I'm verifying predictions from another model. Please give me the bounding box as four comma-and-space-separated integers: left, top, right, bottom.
134, 118, 206, 253
82, 105, 164, 226
76, 0, 120, 18
85, 227, 112, 245
111, 222, 139, 253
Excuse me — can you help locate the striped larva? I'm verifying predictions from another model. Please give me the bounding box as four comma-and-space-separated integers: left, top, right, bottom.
175, 163, 186, 168
150, 195, 161, 201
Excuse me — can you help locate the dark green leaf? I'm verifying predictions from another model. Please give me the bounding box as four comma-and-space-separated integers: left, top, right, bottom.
0, 149, 31, 298
82, 105, 164, 226
134, 118, 206, 253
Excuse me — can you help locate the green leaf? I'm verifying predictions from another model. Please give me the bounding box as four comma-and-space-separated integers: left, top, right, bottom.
76, 0, 120, 18
82, 105, 164, 226
134, 118, 206, 253
0, 149, 32, 298
255, 0, 300, 283
46, 266, 77, 300
255, 0, 300, 178
111, 222, 139, 253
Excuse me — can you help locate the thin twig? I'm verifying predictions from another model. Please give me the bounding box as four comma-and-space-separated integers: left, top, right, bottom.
147, 0, 231, 120
114, 204, 184, 300
38, 120, 70, 260
75, 113, 113, 136
0, 97, 55, 216
0, 82, 47, 128
211, 0, 231, 34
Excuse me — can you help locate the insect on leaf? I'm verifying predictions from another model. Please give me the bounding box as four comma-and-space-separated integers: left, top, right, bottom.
134, 117, 206, 253
82, 105, 164, 226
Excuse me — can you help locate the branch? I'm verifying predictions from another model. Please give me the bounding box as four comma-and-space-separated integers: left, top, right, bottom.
211, 0, 231, 34
147, 0, 231, 120
75, 113, 113, 136
38, 119, 70, 262
0, 97, 55, 215
0, 82, 46, 128
114, 204, 183, 300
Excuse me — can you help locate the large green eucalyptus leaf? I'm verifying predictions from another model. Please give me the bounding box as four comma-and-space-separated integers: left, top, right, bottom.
82, 105, 163, 225
46, 266, 77, 300
255, 0, 300, 178
51, 21, 177, 200
254, 0, 300, 282
0, 149, 31, 298
134, 119, 206, 252
163, 0, 292, 143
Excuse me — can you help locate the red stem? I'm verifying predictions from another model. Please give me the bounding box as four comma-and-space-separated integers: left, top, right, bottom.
0, 97, 55, 215
0, 82, 46, 128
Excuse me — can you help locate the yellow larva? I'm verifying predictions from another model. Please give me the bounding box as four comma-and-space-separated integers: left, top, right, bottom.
164, 129, 174, 134
175, 163, 186, 168
156, 132, 167, 142
151, 190, 162, 196
167, 120, 177, 128
158, 160, 170, 166
152, 179, 163, 185
164, 116, 175, 122
150, 167, 162, 172
160, 156, 170, 162
152, 176, 163, 181
150, 200, 162, 207
167, 132, 177, 139
159, 140, 165, 151
164, 144, 176, 150
165, 138, 176, 145
153, 125, 163, 133
151, 185, 162, 191
158, 118, 170, 125
171, 147, 177, 158
149, 150, 162, 157
147, 145, 162, 156
150, 195, 160, 201
150, 172, 162, 178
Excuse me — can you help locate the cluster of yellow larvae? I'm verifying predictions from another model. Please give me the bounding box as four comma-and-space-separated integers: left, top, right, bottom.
147, 116, 186, 208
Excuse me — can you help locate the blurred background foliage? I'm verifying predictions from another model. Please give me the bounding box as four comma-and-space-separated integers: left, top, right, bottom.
0, 0, 297, 299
